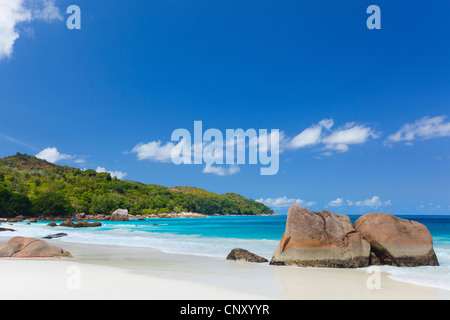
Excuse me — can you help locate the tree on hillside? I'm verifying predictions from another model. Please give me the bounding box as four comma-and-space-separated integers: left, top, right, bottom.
32, 192, 75, 217
0, 185, 12, 217
9, 193, 32, 216
0, 186, 33, 217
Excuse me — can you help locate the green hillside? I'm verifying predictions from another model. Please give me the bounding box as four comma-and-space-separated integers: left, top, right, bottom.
0, 153, 273, 218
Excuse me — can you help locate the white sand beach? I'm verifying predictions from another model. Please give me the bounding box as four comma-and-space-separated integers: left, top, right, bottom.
0, 240, 449, 300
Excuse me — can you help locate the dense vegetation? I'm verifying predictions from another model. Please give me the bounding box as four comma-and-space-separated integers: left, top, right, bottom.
0, 153, 273, 218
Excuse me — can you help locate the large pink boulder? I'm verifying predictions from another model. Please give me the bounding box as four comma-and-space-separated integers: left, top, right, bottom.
0, 237, 71, 258
354, 213, 439, 266
270, 205, 370, 268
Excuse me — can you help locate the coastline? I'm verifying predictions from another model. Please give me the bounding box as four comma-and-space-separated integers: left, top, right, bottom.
2, 212, 280, 222
0, 239, 449, 300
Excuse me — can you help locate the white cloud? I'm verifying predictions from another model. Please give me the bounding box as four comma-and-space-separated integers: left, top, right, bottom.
27, 0, 63, 22
322, 123, 379, 152
286, 119, 379, 154
132, 129, 282, 169
256, 196, 315, 209
202, 164, 240, 176
328, 198, 344, 207
0, 0, 62, 60
36, 147, 74, 163
326, 196, 391, 208
288, 119, 333, 149
73, 157, 87, 165
0, 0, 31, 59
96, 166, 127, 180
417, 203, 447, 212
387, 116, 450, 145
350, 196, 392, 208
131, 141, 176, 162
321, 151, 333, 157
131, 118, 378, 171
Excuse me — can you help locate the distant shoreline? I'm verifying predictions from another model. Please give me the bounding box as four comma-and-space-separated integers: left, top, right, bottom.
0, 212, 280, 222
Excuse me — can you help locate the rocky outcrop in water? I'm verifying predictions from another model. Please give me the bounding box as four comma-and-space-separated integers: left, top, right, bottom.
59, 220, 101, 228
271, 205, 439, 268
60, 219, 75, 227
7, 216, 24, 222
270, 205, 370, 268
43, 233, 68, 240
73, 221, 102, 228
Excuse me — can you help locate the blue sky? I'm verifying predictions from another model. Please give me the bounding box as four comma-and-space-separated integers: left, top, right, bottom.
0, 0, 449, 215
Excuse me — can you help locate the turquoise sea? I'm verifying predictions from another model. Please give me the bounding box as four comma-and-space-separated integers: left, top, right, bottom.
2, 215, 449, 290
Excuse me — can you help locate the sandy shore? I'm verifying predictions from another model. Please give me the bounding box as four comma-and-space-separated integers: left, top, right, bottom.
0, 239, 449, 300
0, 259, 273, 300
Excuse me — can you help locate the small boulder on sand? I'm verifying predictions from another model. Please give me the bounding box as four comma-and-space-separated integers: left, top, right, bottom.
227, 248, 268, 263
0, 236, 71, 258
